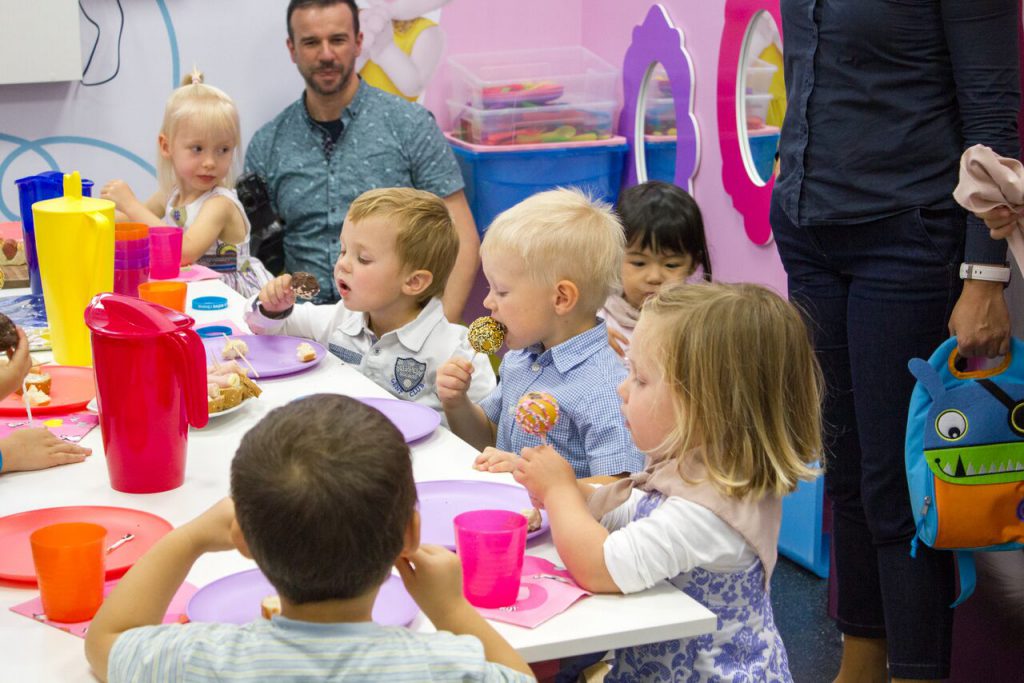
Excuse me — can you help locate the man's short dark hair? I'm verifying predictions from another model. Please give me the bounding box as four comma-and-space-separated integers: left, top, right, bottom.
287, 0, 360, 41
231, 394, 415, 604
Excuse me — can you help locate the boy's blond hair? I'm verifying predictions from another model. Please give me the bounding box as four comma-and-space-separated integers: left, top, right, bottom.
157, 73, 241, 193
347, 188, 457, 304
642, 283, 824, 498
481, 188, 623, 313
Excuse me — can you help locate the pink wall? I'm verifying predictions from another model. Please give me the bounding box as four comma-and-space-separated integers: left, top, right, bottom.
429, 0, 787, 295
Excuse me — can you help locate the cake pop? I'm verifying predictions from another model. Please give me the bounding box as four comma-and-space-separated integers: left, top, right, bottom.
290, 271, 321, 300
467, 316, 506, 355
515, 391, 559, 439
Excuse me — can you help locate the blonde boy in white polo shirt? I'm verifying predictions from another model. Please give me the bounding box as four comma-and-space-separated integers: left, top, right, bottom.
246, 188, 495, 414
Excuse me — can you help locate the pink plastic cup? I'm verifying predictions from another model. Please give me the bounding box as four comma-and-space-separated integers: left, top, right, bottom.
454, 509, 527, 608
149, 227, 183, 279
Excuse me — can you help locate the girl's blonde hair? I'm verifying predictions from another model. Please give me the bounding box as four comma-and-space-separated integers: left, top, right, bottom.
156, 72, 241, 193
642, 282, 823, 498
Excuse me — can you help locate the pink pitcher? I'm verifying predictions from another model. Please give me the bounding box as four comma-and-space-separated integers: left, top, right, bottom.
85, 294, 209, 493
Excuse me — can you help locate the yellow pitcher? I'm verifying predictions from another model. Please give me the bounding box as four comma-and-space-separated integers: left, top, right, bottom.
32, 172, 114, 366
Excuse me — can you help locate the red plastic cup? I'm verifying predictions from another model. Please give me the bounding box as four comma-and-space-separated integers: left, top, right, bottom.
454, 510, 527, 608
138, 281, 187, 312
30, 522, 106, 622
149, 227, 183, 279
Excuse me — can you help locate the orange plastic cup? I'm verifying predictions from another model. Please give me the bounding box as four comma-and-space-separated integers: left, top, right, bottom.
114, 222, 149, 241
30, 522, 106, 622
138, 281, 187, 312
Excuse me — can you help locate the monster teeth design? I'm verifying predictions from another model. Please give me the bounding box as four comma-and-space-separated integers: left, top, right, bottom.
979, 465, 988, 474
966, 463, 975, 476
943, 463, 953, 475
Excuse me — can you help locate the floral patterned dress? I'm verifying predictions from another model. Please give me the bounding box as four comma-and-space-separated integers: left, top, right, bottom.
605, 492, 793, 683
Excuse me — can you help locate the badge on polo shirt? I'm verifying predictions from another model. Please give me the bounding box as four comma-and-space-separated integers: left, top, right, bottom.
393, 357, 426, 396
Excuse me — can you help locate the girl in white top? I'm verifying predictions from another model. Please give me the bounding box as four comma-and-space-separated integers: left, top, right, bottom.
515, 283, 824, 682
599, 181, 711, 360
101, 71, 271, 296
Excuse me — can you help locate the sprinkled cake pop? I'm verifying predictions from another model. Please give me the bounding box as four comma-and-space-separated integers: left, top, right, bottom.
515, 391, 559, 439
467, 316, 506, 355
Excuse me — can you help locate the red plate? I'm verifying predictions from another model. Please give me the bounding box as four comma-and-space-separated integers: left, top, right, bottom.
0, 365, 95, 415
0, 506, 173, 584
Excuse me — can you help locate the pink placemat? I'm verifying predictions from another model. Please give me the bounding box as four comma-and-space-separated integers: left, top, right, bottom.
0, 411, 98, 443
172, 265, 221, 282
10, 581, 196, 637
476, 556, 590, 628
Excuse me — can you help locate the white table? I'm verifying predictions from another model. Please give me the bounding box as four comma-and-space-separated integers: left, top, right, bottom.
0, 280, 715, 680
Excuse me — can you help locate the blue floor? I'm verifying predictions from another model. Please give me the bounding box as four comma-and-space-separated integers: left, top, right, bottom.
771, 556, 841, 682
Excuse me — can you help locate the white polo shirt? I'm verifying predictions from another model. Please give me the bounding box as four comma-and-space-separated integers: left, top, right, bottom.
245, 297, 496, 418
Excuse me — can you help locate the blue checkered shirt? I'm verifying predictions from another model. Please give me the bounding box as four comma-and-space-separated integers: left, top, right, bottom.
244, 79, 464, 303
479, 320, 643, 478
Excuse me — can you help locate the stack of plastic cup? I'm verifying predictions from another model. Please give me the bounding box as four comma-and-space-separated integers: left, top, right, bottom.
114, 223, 150, 296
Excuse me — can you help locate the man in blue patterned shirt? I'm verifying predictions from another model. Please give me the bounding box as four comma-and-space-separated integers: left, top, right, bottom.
245, 0, 478, 319
438, 188, 644, 480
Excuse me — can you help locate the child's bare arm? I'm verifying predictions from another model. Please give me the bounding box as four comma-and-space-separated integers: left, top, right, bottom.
514, 446, 619, 593
396, 545, 533, 678
84, 498, 237, 682
100, 182, 165, 226
437, 358, 496, 450
180, 195, 245, 264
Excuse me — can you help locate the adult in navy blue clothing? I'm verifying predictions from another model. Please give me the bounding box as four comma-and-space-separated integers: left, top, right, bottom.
771, 1, 1019, 681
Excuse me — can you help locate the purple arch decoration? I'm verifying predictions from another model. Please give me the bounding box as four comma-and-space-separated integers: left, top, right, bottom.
718, 0, 783, 246
620, 4, 700, 193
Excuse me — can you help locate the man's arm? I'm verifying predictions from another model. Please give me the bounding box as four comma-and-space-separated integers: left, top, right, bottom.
442, 190, 479, 322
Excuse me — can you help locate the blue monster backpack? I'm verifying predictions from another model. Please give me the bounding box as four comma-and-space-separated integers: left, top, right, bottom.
906, 336, 1024, 606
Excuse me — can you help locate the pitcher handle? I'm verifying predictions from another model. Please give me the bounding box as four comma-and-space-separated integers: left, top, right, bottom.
86, 210, 114, 294
166, 328, 210, 429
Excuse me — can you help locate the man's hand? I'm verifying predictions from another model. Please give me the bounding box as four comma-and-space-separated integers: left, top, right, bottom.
472, 447, 516, 473
0, 428, 91, 473
258, 274, 296, 314
949, 279, 1011, 358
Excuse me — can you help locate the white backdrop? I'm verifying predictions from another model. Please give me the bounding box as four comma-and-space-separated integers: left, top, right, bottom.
0, 0, 337, 221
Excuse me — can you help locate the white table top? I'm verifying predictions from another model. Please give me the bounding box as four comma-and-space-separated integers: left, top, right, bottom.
0, 280, 715, 680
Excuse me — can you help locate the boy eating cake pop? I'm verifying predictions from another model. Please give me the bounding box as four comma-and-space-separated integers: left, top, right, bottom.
438, 188, 643, 479
246, 188, 495, 414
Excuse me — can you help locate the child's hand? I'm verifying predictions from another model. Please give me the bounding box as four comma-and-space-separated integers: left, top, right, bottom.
608, 327, 629, 358
0, 428, 91, 474
513, 445, 578, 506
0, 328, 32, 398
395, 544, 466, 618
99, 180, 138, 212
473, 447, 517, 473
181, 497, 238, 554
258, 274, 296, 314
436, 357, 474, 407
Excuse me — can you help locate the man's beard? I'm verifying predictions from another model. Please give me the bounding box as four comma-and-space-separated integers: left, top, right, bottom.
303, 60, 353, 97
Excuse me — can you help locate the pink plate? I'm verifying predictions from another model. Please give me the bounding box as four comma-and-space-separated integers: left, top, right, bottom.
0, 506, 173, 584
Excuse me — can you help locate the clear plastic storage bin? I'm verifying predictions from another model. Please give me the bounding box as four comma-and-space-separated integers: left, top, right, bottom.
449, 100, 618, 146
448, 46, 619, 110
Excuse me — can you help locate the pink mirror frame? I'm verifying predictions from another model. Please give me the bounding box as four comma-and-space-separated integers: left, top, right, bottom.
718, 0, 783, 245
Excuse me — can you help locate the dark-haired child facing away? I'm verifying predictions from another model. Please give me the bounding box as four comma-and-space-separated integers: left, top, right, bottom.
85, 395, 534, 682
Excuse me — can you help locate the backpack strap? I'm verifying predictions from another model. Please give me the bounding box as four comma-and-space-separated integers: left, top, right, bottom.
951, 550, 977, 607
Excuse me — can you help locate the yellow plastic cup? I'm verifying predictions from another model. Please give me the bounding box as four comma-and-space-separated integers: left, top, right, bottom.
32, 172, 114, 366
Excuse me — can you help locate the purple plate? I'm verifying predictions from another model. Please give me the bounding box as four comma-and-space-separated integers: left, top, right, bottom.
202, 334, 326, 378
357, 397, 440, 443
417, 480, 550, 550
187, 569, 418, 626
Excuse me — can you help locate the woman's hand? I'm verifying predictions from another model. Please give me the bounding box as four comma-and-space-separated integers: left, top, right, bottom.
977, 206, 1023, 240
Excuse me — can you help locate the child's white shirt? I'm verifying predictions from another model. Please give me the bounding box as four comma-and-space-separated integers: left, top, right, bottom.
600, 489, 757, 594
244, 296, 497, 417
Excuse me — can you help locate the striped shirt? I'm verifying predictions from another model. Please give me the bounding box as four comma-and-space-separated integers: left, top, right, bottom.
479, 320, 643, 478
109, 616, 532, 682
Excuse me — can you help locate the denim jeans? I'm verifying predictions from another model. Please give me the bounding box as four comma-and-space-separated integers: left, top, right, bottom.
771, 198, 959, 679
